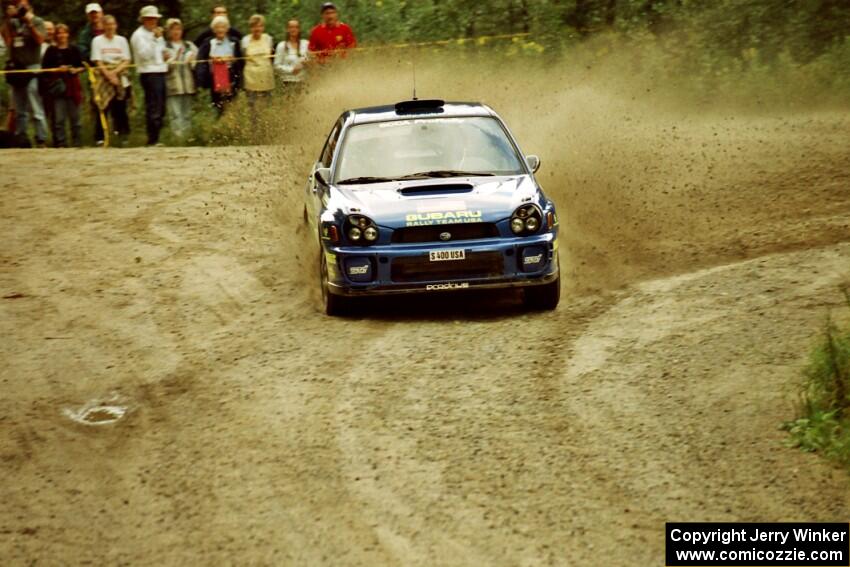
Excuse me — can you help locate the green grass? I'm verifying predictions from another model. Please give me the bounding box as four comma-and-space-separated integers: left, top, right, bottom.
785, 287, 850, 468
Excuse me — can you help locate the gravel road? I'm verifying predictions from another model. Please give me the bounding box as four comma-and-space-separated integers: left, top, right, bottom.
1, 111, 849, 565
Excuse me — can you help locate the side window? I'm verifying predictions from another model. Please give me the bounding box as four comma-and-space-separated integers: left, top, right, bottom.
320, 119, 343, 167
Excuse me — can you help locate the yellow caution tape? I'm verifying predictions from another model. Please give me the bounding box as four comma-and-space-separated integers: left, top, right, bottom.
83, 62, 110, 148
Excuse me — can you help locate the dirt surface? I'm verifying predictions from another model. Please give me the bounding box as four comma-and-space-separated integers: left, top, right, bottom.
1, 111, 850, 565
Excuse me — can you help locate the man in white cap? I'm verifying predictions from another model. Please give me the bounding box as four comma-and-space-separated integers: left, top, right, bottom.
77, 3, 102, 61
131, 5, 169, 146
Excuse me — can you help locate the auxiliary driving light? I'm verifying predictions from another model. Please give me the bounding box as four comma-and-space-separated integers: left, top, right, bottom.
510, 205, 543, 236
346, 215, 379, 246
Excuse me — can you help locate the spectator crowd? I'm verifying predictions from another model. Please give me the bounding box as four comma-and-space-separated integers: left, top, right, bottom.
0, 0, 357, 147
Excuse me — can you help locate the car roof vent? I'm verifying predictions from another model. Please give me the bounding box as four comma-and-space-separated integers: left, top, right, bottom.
394, 99, 446, 114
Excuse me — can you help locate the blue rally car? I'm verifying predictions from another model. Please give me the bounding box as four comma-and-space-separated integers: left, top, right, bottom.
305, 99, 560, 315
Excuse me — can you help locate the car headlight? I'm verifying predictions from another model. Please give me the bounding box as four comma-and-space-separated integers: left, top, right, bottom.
510, 205, 543, 235
510, 218, 525, 234
346, 215, 379, 245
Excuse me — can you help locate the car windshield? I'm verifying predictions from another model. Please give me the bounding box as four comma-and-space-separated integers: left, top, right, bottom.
334, 116, 525, 184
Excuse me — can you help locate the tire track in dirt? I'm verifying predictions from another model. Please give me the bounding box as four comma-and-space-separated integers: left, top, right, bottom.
330, 292, 616, 566
333, 317, 490, 566
329, 242, 848, 566
557, 243, 850, 564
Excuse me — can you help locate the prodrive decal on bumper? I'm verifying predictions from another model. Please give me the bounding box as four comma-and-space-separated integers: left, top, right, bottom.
425, 282, 470, 291
326, 271, 559, 296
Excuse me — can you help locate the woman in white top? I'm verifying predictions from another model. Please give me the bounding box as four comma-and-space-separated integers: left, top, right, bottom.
240, 14, 275, 137
163, 18, 197, 140
90, 15, 132, 142
274, 19, 310, 88
240, 14, 274, 94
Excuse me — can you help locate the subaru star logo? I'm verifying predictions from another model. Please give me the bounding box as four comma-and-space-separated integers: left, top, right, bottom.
439, 231, 452, 241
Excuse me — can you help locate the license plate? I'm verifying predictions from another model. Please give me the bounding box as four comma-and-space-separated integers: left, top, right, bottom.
429, 249, 466, 262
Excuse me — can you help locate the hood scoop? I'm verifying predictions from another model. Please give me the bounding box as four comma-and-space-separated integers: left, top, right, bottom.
398, 183, 474, 197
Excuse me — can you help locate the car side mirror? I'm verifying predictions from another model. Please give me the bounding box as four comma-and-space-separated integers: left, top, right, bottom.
314, 167, 332, 186
525, 155, 540, 173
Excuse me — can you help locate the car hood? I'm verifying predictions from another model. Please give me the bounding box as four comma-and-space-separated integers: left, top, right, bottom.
326, 175, 540, 229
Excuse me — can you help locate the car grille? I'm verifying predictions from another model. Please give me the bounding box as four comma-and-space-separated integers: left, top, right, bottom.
391, 251, 505, 283
391, 223, 499, 244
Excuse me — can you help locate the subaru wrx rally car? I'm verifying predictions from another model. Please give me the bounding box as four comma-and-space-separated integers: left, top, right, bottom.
305, 99, 560, 315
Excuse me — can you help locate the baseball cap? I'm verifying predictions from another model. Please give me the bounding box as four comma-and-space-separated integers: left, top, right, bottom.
85, 3, 103, 13
320, 2, 337, 12
138, 5, 163, 20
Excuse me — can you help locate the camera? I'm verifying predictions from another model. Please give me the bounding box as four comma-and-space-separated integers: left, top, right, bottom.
16, 5, 27, 19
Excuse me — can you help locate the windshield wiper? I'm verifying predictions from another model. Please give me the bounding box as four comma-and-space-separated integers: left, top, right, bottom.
397, 170, 496, 180
336, 176, 397, 185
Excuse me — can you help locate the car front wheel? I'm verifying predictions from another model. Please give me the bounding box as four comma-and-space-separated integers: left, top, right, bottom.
524, 276, 561, 311
320, 252, 347, 316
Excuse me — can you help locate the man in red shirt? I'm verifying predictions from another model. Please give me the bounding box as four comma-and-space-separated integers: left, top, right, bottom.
308, 2, 356, 63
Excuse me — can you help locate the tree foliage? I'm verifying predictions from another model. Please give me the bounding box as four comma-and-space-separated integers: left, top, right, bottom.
29, 0, 850, 65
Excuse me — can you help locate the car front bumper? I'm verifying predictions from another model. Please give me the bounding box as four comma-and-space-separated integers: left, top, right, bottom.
324, 233, 559, 297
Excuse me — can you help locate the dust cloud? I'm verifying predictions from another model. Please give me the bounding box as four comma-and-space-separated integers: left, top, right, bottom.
251, 48, 850, 294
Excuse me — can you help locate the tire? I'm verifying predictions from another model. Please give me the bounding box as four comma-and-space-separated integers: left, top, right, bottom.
320, 252, 348, 316
324, 289, 347, 317
524, 276, 561, 311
